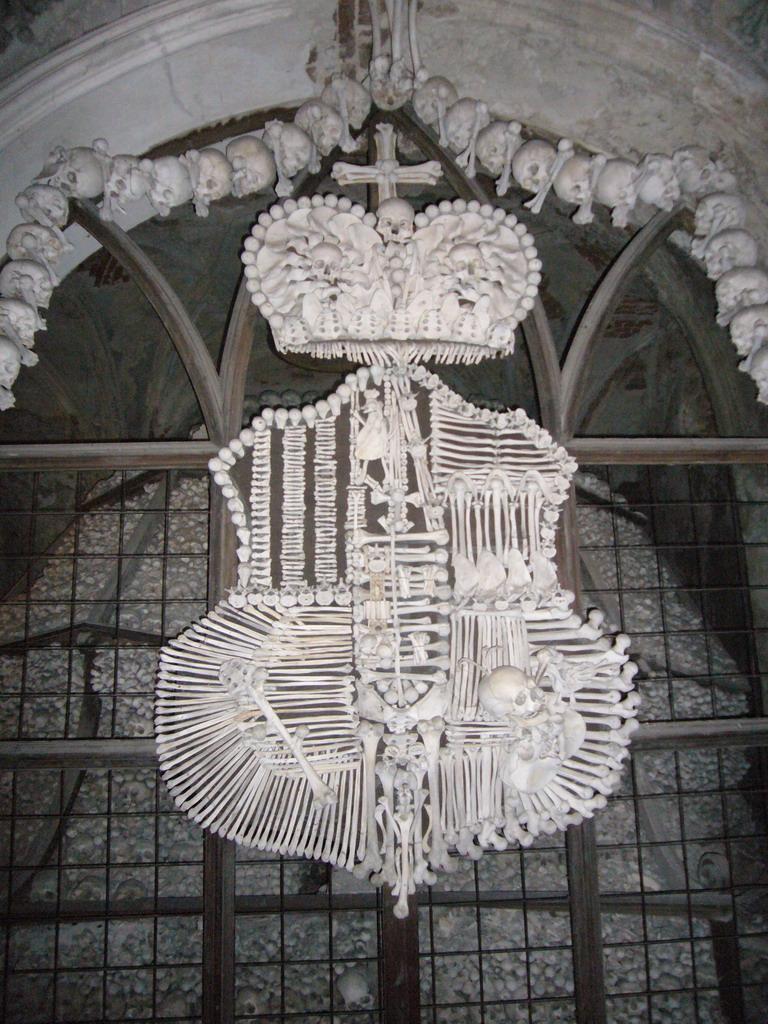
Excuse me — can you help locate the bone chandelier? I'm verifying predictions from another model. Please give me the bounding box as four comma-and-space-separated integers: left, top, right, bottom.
155, 117, 639, 916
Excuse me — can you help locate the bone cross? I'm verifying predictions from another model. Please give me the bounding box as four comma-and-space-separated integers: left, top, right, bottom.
332, 122, 442, 202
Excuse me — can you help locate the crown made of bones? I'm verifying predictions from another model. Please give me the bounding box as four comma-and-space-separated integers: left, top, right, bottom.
240, 126, 541, 365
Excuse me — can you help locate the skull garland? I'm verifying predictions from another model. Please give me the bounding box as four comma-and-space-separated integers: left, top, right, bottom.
0, 337, 22, 408
263, 121, 314, 197
226, 136, 277, 197
182, 148, 233, 217
139, 156, 194, 217
100, 154, 151, 221
6, 224, 65, 284
35, 140, 110, 199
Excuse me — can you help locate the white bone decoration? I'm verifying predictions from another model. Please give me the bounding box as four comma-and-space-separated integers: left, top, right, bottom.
3, 0, 768, 405
156, 134, 639, 915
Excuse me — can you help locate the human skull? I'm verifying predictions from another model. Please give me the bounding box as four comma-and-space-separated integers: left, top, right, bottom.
309, 242, 343, 283
692, 193, 747, 256
376, 197, 415, 243
553, 153, 592, 204
449, 243, 486, 291
512, 139, 557, 193
182, 148, 233, 216
750, 344, 768, 402
36, 140, 109, 198
139, 156, 194, 217
730, 304, 768, 357
6, 223, 64, 282
369, 54, 414, 110
235, 985, 264, 1015
294, 100, 344, 157
226, 136, 277, 197
337, 966, 374, 1010
0, 337, 21, 392
100, 154, 151, 220
263, 121, 313, 196
703, 228, 758, 280
0, 259, 54, 309
673, 145, 736, 197
15, 184, 70, 230
0, 297, 39, 348
444, 98, 490, 155
413, 76, 459, 126
594, 158, 639, 227
715, 267, 768, 326
478, 665, 545, 722
476, 121, 522, 177
321, 76, 370, 151
636, 153, 680, 211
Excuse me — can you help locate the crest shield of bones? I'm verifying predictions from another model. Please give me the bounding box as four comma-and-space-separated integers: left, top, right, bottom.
156, 129, 638, 918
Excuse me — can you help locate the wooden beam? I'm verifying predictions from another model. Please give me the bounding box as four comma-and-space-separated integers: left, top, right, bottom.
567, 436, 768, 464
560, 208, 682, 436
0, 440, 216, 471
521, 296, 563, 438
633, 716, 768, 749
381, 888, 420, 1024
567, 820, 607, 1024
0, 889, 733, 923
219, 282, 256, 438
72, 201, 227, 445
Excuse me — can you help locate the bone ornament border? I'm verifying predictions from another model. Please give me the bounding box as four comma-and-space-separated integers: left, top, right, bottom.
156, 364, 640, 917
2, 1, 768, 405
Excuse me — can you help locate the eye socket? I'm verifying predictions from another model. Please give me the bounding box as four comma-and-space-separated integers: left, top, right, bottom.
515, 692, 526, 705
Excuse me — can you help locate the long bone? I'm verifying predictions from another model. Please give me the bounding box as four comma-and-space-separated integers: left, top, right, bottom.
219, 658, 337, 807
373, 764, 398, 886
416, 716, 451, 871
355, 721, 384, 871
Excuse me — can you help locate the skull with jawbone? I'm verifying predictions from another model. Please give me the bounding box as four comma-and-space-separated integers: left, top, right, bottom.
15, 185, 72, 250
308, 242, 345, 287
376, 197, 415, 244
182, 148, 233, 216
100, 155, 151, 220
226, 136, 277, 197
448, 243, 489, 302
140, 156, 193, 217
